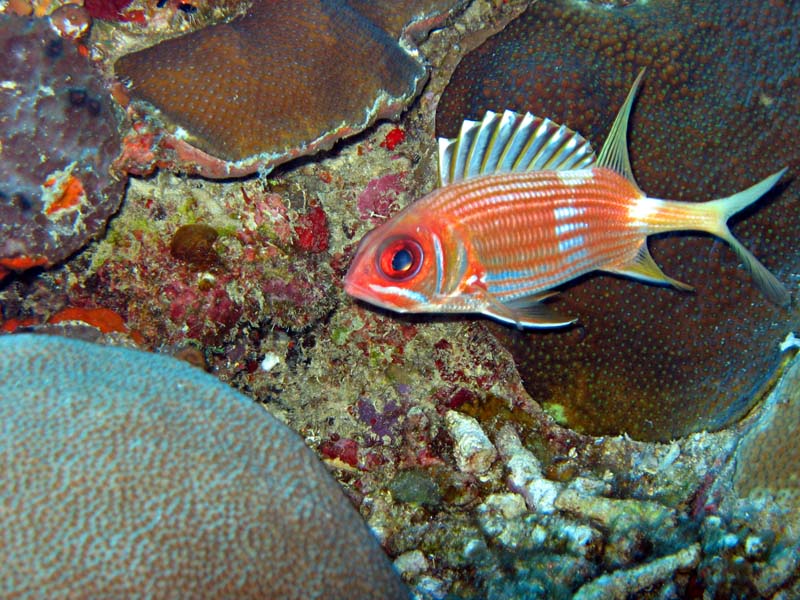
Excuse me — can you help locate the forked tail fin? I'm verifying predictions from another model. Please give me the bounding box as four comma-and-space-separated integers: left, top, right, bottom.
701, 168, 790, 305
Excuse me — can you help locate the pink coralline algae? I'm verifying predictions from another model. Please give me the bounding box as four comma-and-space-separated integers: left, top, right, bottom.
0, 14, 125, 280
320, 435, 360, 469
358, 397, 405, 440
357, 173, 408, 224
68, 180, 337, 347
0, 333, 408, 599
164, 279, 243, 343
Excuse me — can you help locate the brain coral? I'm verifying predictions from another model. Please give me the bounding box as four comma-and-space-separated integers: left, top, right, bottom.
0, 334, 408, 599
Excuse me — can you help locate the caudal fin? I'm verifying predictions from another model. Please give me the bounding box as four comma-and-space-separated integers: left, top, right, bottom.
703, 168, 790, 306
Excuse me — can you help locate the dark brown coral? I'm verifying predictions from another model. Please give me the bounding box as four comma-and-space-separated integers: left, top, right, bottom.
114, 0, 467, 177
437, 0, 800, 441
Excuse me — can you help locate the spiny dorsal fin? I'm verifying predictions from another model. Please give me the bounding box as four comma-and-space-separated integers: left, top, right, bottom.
438, 109, 596, 185
596, 68, 647, 192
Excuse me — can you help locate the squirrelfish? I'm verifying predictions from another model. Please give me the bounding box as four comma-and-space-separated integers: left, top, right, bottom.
344, 70, 789, 327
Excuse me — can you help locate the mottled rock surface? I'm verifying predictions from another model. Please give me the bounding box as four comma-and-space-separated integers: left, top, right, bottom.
0, 14, 125, 279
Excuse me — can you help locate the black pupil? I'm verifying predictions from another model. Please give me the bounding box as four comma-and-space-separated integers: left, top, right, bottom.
391, 249, 413, 272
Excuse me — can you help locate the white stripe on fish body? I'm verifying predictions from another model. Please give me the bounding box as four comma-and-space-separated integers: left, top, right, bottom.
472, 218, 636, 264
628, 196, 666, 228
555, 169, 596, 187
485, 268, 560, 294
554, 221, 589, 237
415, 168, 654, 299
424, 168, 637, 225
424, 173, 573, 217
474, 229, 643, 301
367, 284, 430, 307
553, 205, 587, 221
482, 246, 596, 301
432, 231, 445, 297
557, 234, 586, 253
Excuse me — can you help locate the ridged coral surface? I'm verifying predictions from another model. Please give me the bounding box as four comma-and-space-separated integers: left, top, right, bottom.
734, 354, 800, 504
0, 334, 407, 599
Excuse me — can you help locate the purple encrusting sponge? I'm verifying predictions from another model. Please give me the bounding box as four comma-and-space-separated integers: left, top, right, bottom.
0, 334, 408, 599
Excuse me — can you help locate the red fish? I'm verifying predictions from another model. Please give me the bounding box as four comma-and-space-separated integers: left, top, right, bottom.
344, 70, 789, 327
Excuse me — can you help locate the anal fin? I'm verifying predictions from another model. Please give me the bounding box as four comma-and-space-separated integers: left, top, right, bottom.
608, 245, 694, 292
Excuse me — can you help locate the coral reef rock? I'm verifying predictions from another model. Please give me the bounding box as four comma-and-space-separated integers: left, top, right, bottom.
0, 14, 125, 280
113, 0, 467, 178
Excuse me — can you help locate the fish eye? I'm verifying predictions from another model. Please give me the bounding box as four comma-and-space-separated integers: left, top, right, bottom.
376, 237, 424, 281
392, 248, 413, 272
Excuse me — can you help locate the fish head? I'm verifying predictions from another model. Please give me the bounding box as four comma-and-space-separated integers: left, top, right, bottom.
344, 211, 465, 315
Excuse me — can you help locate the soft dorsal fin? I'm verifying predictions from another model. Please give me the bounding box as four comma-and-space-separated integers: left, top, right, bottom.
438, 109, 596, 185
596, 68, 647, 192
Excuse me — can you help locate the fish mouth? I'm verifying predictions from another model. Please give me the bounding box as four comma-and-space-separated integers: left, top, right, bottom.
343, 275, 407, 312
342, 272, 370, 301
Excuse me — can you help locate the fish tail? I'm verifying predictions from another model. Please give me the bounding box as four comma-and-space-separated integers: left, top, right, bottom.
700, 168, 789, 305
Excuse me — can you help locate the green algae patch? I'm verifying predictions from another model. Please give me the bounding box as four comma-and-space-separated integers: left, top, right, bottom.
542, 402, 569, 427
331, 313, 365, 346
389, 469, 443, 508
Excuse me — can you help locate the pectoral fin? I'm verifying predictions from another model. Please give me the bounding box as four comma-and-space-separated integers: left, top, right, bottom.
481, 289, 576, 329
608, 245, 694, 292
